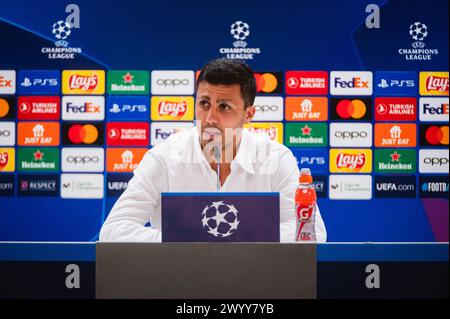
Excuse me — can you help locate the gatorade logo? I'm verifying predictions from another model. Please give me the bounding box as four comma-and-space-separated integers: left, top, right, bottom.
253, 72, 282, 94
420, 124, 449, 146
62, 123, 104, 146
331, 98, 372, 121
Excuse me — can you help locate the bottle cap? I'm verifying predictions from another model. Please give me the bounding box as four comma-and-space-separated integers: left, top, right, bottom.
299, 168, 313, 183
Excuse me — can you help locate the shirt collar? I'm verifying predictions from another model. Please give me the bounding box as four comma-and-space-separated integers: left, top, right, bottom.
192, 126, 256, 176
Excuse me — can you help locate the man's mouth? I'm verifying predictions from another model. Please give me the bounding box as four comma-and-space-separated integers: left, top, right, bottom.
202, 127, 222, 141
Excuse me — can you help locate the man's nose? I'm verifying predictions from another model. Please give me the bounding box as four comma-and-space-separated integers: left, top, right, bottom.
205, 105, 218, 125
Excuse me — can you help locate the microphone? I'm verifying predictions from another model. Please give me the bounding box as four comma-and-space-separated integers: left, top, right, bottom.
213, 146, 221, 192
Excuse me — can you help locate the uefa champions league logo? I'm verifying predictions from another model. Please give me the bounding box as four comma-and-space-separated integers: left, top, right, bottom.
52, 20, 72, 47
201, 201, 240, 238
397, 21, 438, 61
230, 21, 250, 48
409, 22, 428, 48
219, 20, 261, 60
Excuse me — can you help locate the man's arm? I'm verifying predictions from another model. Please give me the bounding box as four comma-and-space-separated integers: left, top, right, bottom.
99, 151, 167, 242
271, 150, 327, 243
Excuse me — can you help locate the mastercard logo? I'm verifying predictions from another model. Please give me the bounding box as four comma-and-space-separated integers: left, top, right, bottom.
68, 124, 99, 144
0, 98, 9, 118
425, 125, 449, 145
254, 72, 282, 93
335, 99, 367, 119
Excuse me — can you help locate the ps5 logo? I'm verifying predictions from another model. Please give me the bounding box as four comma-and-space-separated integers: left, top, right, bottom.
300, 157, 326, 165
21, 77, 58, 87
109, 103, 147, 113
377, 78, 415, 88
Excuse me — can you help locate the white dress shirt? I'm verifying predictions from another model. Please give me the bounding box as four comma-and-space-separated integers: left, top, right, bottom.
99, 126, 327, 242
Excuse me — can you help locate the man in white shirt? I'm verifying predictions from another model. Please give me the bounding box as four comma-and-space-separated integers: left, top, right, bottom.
100, 59, 327, 242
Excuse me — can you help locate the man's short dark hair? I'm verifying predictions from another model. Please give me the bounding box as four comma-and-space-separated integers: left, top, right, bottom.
196, 58, 256, 108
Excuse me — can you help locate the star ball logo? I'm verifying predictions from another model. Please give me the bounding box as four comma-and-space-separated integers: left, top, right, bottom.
398, 21, 439, 61
41, 4, 82, 59
201, 201, 240, 238
219, 21, 261, 60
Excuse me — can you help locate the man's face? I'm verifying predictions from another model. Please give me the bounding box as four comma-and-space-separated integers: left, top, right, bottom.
195, 81, 255, 149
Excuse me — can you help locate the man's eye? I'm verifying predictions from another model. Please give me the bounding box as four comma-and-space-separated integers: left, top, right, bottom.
199, 100, 210, 108
220, 104, 231, 111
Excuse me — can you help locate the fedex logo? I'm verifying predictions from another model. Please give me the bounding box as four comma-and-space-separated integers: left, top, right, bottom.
62, 96, 105, 121
151, 122, 194, 146
330, 71, 372, 95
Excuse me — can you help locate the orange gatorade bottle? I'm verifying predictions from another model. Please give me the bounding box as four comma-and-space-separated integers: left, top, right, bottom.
295, 168, 317, 241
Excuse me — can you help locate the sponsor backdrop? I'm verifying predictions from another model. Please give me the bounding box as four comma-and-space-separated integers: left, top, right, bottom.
0, 0, 448, 242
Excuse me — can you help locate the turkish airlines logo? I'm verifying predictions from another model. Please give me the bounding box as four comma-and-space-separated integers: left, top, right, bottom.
106, 122, 149, 146
17, 96, 60, 120
285, 71, 328, 95
374, 97, 417, 121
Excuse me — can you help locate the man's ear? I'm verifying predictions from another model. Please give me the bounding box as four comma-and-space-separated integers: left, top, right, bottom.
244, 105, 256, 123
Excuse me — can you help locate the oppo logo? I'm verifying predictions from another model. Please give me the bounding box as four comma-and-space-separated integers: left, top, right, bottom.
66, 156, 100, 164
255, 105, 278, 112
424, 157, 449, 166
156, 79, 190, 87
0, 130, 11, 137
334, 131, 368, 139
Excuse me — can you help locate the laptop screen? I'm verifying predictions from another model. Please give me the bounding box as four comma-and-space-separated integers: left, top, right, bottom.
161, 192, 280, 242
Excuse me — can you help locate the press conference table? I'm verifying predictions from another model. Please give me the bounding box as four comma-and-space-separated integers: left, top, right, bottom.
0, 242, 447, 299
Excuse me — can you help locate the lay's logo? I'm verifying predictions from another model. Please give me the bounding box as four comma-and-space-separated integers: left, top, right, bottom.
151, 96, 194, 121
330, 149, 372, 173
420, 72, 449, 96
244, 122, 283, 144
62, 70, 105, 94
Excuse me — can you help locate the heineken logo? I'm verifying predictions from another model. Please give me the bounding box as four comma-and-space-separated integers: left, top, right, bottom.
375, 149, 416, 173
285, 123, 327, 147
18, 148, 59, 172
107, 70, 149, 94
